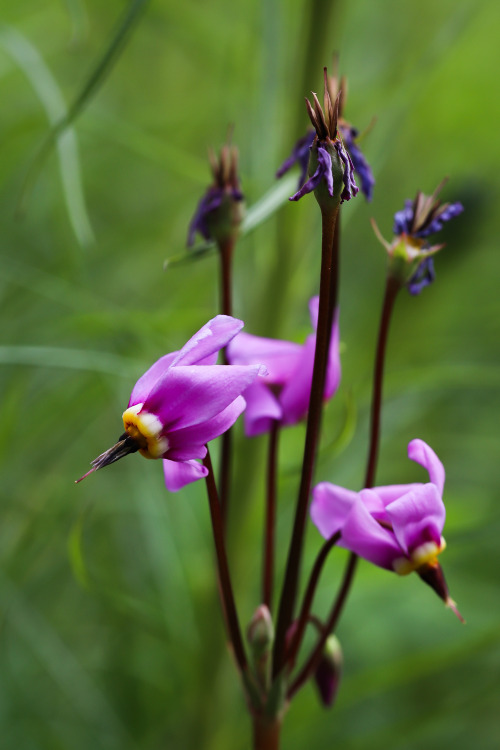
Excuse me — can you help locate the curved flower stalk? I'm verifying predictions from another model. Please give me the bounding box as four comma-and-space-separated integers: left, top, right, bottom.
311, 439, 463, 620
372, 179, 464, 295
226, 297, 341, 436
77, 315, 264, 491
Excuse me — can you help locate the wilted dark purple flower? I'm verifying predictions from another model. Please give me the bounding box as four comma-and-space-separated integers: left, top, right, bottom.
372, 180, 464, 295
187, 144, 244, 247
77, 316, 264, 491
277, 66, 374, 201
286, 68, 358, 208
407, 256, 436, 295
339, 125, 375, 201
276, 130, 315, 189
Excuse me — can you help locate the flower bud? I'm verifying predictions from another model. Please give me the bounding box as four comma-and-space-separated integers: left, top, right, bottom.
314, 635, 343, 708
247, 605, 274, 660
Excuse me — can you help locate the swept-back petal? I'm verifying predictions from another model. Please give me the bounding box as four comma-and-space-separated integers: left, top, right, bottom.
341, 498, 403, 570
144, 364, 263, 431
166, 396, 246, 458
240, 381, 282, 437
371, 482, 424, 506
279, 334, 315, 424
128, 352, 178, 407
408, 439, 445, 494
386, 483, 445, 556
172, 315, 244, 367
311, 482, 358, 539
226, 332, 301, 384
163, 458, 208, 492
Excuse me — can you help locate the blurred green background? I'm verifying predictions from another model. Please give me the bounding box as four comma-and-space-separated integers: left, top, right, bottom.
0, 0, 499, 748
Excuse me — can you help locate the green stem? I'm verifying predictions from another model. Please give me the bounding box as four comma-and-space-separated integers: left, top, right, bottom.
252, 714, 282, 750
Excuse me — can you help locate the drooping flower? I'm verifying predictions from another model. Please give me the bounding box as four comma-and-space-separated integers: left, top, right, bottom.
187, 142, 244, 247
311, 439, 463, 620
372, 180, 464, 295
226, 297, 340, 437
286, 68, 358, 207
77, 316, 264, 491
276, 68, 374, 200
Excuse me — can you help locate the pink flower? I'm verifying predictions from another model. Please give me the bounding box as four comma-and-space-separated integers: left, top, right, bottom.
226, 297, 341, 437
78, 316, 264, 491
311, 440, 462, 619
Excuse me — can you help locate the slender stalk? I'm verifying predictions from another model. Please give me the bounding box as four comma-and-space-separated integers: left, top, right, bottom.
263, 421, 280, 610
272, 204, 339, 677
288, 273, 402, 698
218, 237, 235, 528
285, 532, 340, 671
252, 714, 282, 750
287, 552, 357, 700
364, 274, 401, 489
203, 449, 247, 674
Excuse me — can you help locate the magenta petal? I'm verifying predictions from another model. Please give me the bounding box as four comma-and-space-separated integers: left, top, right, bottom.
166, 396, 246, 458
242, 381, 282, 437
385, 483, 446, 556
279, 333, 315, 424
371, 483, 424, 506
341, 495, 403, 570
163, 458, 208, 492
310, 482, 358, 539
145, 364, 263, 431
308, 296, 319, 330
172, 315, 244, 367
128, 352, 178, 407
407, 439, 445, 494
226, 332, 301, 384
325, 307, 341, 398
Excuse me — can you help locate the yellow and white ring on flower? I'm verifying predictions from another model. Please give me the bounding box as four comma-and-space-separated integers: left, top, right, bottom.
122, 403, 168, 459
392, 537, 446, 577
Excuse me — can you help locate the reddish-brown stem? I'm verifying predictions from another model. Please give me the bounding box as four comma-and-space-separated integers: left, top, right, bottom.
285, 532, 341, 671
252, 714, 282, 750
364, 274, 401, 489
218, 237, 235, 528
272, 204, 340, 678
203, 449, 247, 674
288, 273, 402, 699
287, 552, 357, 700
263, 421, 280, 610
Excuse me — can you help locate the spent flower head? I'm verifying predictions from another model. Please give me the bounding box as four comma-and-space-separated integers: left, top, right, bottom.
77, 316, 264, 491
277, 66, 373, 200
372, 179, 464, 294
187, 140, 244, 248
311, 439, 463, 621
288, 68, 358, 208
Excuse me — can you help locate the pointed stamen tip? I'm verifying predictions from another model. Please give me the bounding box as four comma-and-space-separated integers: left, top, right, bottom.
75, 466, 96, 484
446, 597, 465, 624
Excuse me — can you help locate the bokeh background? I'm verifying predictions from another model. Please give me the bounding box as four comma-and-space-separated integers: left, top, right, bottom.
0, 1, 499, 748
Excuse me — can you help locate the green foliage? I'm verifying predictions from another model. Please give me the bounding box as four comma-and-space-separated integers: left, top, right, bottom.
0, 0, 499, 748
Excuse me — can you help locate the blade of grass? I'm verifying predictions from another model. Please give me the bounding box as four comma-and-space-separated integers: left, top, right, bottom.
0, 24, 94, 247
